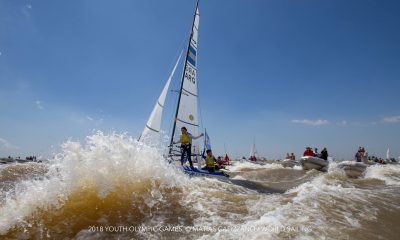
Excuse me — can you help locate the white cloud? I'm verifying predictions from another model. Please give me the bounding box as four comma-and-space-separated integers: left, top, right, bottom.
291, 119, 330, 126
0, 138, 19, 150
341, 120, 347, 125
35, 100, 44, 110
70, 113, 104, 126
383, 116, 400, 123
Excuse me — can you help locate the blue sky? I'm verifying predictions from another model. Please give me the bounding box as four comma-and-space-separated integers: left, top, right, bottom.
0, 0, 399, 159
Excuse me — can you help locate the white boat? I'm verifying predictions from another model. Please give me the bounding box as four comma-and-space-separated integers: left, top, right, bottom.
140, 0, 228, 179
281, 159, 299, 168
337, 161, 368, 178
299, 156, 329, 172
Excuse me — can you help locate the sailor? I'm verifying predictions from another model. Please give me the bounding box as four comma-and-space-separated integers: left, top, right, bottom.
290, 153, 296, 160
174, 127, 203, 167
320, 148, 328, 160
202, 149, 216, 172
286, 153, 290, 160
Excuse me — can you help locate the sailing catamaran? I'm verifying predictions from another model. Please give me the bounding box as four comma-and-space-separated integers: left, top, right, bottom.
386, 148, 390, 160
140, 0, 228, 178
249, 139, 257, 161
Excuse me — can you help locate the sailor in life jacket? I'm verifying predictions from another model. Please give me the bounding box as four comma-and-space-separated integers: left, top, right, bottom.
202, 149, 216, 172
174, 126, 203, 167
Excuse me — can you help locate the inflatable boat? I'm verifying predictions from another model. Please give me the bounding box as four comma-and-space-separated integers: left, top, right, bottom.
281, 159, 299, 168
300, 156, 329, 172
337, 161, 368, 178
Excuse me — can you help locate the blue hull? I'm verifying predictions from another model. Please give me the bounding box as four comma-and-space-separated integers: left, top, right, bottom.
181, 166, 229, 179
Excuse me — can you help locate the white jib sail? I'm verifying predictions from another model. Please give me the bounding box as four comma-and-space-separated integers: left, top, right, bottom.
140, 52, 182, 142
172, 7, 201, 157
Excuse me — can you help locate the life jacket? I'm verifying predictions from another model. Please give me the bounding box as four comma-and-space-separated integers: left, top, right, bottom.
205, 155, 215, 168
180, 133, 191, 145
303, 150, 314, 157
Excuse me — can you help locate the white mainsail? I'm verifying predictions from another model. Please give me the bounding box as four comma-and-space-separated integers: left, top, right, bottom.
169, 5, 201, 158
249, 139, 257, 159
386, 148, 390, 160
140, 52, 182, 142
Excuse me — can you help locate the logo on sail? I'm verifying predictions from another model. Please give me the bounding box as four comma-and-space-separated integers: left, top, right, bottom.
185, 66, 196, 84
189, 114, 194, 121
187, 45, 197, 66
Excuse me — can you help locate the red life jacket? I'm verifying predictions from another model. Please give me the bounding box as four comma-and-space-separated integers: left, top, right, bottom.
303, 150, 314, 157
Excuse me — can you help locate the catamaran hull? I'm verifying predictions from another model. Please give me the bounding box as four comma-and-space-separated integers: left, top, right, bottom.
180, 166, 229, 180
338, 161, 368, 178
300, 156, 329, 172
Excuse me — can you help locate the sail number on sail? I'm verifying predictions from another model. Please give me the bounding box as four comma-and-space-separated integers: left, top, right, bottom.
185, 65, 196, 84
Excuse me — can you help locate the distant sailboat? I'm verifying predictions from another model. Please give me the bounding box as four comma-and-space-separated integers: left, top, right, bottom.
386, 148, 390, 160
249, 139, 257, 161
223, 143, 230, 162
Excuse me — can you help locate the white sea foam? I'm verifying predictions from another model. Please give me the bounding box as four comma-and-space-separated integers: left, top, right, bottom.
0, 132, 187, 234
227, 162, 285, 172
364, 164, 400, 185
1, 132, 399, 239
203, 173, 380, 239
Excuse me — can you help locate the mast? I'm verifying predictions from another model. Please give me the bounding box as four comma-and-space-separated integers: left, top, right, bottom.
224, 143, 227, 154
169, 0, 200, 151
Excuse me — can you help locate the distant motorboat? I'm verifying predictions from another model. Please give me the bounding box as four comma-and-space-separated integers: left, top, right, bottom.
281, 159, 299, 168
299, 156, 329, 172
337, 161, 368, 178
